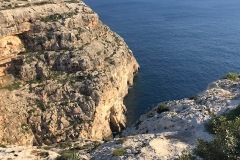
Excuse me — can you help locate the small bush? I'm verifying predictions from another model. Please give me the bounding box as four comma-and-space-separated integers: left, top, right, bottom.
39, 151, 49, 158
56, 150, 79, 160
147, 112, 154, 118
112, 147, 126, 157
156, 103, 169, 114
189, 95, 197, 100
224, 72, 240, 81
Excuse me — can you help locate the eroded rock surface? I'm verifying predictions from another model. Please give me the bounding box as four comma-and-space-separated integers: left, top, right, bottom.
0, 0, 139, 146
91, 78, 240, 159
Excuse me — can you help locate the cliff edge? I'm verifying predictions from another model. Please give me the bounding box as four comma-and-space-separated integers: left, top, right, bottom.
91, 77, 240, 159
0, 0, 139, 146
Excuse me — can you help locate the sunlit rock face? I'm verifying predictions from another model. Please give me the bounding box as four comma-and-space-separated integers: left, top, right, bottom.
0, 0, 139, 146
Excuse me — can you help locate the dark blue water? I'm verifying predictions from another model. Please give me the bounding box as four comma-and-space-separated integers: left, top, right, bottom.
84, 0, 240, 125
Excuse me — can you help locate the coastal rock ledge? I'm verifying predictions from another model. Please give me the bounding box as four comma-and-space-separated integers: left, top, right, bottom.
0, 0, 139, 147
91, 78, 240, 159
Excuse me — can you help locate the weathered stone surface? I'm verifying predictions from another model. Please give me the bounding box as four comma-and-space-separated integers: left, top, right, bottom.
91, 78, 240, 159
0, 90, 36, 146
0, 36, 25, 78
0, 0, 139, 146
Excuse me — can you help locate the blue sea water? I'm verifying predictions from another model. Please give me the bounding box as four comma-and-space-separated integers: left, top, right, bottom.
84, 0, 240, 125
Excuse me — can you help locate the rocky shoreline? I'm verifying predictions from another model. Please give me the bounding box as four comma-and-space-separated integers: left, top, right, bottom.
1, 75, 240, 159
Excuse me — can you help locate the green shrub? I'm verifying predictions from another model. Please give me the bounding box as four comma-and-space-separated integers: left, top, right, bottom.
42, 12, 76, 23
147, 112, 154, 118
112, 147, 126, 157
189, 95, 198, 100
39, 151, 49, 158
156, 103, 169, 114
69, 152, 80, 160
0, 82, 21, 91
206, 105, 240, 134
30, 150, 49, 158
36, 100, 47, 112
224, 72, 240, 81
223, 105, 240, 120
34, 1, 53, 6
56, 150, 79, 160
55, 141, 72, 149
195, 105, 240, 159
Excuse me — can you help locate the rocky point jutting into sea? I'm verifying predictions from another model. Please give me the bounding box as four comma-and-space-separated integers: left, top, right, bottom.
1, 0, 240, 160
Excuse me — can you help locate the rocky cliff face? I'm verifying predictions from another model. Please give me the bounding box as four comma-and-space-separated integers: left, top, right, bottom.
0, 0, 139, 146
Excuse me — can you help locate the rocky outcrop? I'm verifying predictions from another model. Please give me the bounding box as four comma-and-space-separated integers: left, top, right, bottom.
0, 0, 139, 146
91, 78, 240, 159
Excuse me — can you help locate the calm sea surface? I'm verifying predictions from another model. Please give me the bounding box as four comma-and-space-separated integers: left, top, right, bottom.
84, 0, 240, 125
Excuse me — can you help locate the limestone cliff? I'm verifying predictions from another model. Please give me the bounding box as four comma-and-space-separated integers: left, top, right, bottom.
0, 0, 139, 146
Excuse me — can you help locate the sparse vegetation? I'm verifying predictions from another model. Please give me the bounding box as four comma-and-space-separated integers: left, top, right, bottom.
194, 105, 240, 159
112, 147, 126, 157
112, 34, 121, 46
2, 3, 32, 10
56, 150, 80, 160
2, 1, 55, 10
42, 14, 63, 22
156, 103, 169, 114
69, 152, 80, 160
206, 105, 240, 134
103, 136, 113, 142
147, 112, 154, 118
30, 150, 49, 158
34, 1, 53, 6
224, 72, 240, 81
0, 82, 21, 91
39, 151, 49, 158
189, 95, 198, 100
36, 100, 48, 112
0, 144, 7, 148
42, 146, 52, 150
42, 12, 77, 23
21, 123, 30, 132
55, 141, 72, 149
68, 0, 79, 3
116, 138, 127, 144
